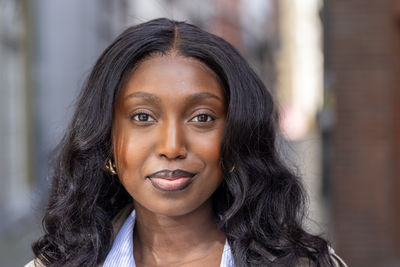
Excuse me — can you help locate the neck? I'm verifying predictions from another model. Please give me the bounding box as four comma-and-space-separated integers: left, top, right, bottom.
132, 199, 226, 265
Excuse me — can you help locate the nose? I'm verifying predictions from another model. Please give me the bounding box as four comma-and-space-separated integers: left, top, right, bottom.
156, 119, 187, 160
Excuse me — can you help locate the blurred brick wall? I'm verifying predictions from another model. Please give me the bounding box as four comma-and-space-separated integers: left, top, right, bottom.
394, 0, 400, 261
325, 0, 400, 266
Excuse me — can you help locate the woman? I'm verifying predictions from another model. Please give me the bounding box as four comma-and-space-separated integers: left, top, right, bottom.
28, 18, 346, 266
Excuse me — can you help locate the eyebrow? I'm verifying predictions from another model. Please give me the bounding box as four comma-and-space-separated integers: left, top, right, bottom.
185, 92, 223, 105
125, 91, 223, 105
125, 92, 161, 104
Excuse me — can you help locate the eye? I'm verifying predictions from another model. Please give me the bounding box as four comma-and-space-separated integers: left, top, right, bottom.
130, 112, 155, 122
190, 113, 215, 123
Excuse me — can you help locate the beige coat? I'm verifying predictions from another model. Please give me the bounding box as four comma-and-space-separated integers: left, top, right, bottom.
25, 205, 347, 267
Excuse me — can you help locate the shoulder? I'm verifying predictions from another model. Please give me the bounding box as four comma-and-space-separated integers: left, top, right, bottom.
24, 259, 44, 267
25, 204, 134, 267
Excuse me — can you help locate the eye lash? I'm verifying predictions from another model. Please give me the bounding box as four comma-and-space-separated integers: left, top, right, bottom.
190, 113, 217, 123
129, 111, 150, 120
129, 111, 156, 123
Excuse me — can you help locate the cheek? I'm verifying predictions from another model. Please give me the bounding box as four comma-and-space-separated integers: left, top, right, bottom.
190, 130, 224, 171
118, 137, 149, 168
113, 125, 152, 180
113, 134, 153, 198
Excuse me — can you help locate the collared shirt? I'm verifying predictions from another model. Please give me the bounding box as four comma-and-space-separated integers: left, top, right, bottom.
103, 210, 235, 266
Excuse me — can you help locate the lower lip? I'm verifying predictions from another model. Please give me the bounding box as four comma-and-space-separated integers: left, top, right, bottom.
149, 177, 194, 192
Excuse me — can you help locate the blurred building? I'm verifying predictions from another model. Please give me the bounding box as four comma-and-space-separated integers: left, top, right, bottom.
276, 0, 327, 236
0, 1, 36, 265
0, 0, 127, 265
323, 0, 400, 266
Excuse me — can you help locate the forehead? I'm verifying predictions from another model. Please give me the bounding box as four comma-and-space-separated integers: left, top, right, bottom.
119, 55, 225, 103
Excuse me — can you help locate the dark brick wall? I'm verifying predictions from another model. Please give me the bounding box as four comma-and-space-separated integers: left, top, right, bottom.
325, 0, 400, 266
394, 0, 400, 260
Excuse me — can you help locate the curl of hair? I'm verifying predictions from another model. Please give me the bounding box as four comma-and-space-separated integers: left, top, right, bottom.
33, 18, 333, 267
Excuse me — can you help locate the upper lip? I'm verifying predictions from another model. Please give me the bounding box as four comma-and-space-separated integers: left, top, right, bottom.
146, 169, 196, 179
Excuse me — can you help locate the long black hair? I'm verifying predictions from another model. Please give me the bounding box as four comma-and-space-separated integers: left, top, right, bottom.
33, 18, 332, 266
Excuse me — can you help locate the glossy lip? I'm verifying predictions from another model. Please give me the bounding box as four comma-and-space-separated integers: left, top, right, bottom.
146, 169, 196, 192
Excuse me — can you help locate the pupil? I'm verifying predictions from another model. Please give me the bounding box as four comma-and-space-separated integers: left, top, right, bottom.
199, 114, 207, 122
139, 114, 148, 121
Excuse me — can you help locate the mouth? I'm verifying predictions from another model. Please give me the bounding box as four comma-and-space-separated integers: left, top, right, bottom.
146, 169, 196, 192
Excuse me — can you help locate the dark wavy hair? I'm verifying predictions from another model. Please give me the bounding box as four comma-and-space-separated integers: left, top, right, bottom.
33, 18, 332, 266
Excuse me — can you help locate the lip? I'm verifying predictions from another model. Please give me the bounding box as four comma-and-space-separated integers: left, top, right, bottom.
146, 169, 196, 192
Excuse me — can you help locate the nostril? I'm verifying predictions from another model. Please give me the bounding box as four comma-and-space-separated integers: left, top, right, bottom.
176, 154, 186, 160
159, 150, 187, 160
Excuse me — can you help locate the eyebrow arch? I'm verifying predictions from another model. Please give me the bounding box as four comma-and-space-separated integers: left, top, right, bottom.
185, 92, 223, 104
125, 92, 161, 104
125, 91, 222, 105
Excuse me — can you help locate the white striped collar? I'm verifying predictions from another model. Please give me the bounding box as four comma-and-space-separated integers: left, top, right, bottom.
103, 209, 234, 267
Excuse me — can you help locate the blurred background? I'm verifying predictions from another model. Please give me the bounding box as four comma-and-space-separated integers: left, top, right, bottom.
0, 0, 399, 266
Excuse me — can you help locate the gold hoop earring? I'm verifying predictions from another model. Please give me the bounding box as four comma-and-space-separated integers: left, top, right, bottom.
105, 158, 117, 175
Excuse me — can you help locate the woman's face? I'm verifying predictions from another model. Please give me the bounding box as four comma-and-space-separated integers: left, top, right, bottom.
113, 55, 227, 217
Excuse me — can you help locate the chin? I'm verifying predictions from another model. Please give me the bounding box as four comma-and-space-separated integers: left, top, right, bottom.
135, 197, 212, 218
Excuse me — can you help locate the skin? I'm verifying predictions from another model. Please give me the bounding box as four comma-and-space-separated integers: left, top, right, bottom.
112, 54, 227, 266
